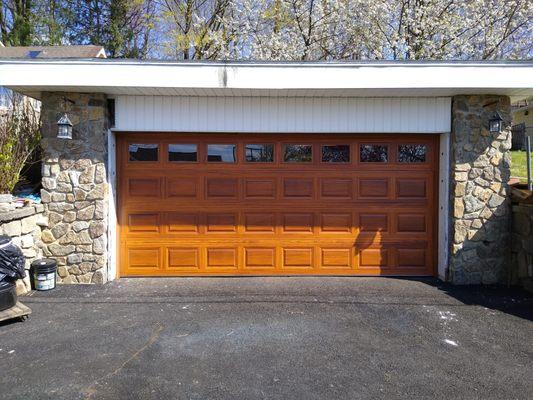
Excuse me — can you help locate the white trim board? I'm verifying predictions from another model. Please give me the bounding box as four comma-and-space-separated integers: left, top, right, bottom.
438, 133, 451, 280
114, 96, 451, 133
106, 129, 118, 281
1, 60, 532, 101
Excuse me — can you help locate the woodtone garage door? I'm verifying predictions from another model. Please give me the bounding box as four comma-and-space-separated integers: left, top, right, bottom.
117, 133, 439, 277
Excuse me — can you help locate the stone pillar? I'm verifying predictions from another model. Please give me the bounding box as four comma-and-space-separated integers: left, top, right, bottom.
449, 95, 512, 284
40, 92, 109, 284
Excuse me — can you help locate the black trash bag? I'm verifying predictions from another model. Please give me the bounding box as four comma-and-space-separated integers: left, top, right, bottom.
0, 235, 26, 281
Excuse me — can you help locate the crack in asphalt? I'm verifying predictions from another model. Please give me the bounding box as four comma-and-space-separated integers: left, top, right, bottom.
82, 323, 164, 400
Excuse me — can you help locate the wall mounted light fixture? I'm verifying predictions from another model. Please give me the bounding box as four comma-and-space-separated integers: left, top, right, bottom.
489, 111, 503, 133
56, 113, 73, 139
57, 96, 75, 139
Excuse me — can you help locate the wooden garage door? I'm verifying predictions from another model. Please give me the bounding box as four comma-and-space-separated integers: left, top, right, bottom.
117, 133, 438, 277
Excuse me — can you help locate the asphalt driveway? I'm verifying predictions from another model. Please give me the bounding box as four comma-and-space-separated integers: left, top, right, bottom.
0, 277, 532, 400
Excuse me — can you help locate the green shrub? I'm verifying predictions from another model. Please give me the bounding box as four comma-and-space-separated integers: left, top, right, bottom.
0, 95, 41, 194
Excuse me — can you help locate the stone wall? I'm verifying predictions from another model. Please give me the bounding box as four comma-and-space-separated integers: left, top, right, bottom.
449, 95, 512, 284
0, 198, 46, 293
39, 92, 109, 284
511, 203, 533, 288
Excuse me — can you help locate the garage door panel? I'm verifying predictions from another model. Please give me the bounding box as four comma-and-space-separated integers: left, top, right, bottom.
206, 178, 239, 199
244, 213, 276, 233
359, 213, 389, 233
396, 178, 427, 198
283, 248, 314, 269
126, 247, 162, 271
167, 248, 200, 270
166, 213, 199, 233
127, 213, 160, 233
206, 248, 238, 269
244, 248, 277, 268
359, 248, 389, 268
166, 177, 198, 198
397, 248, 427, 268
320, 248, 352, 269
128, 178, 161, 198
244, 178, 277, 199
358, 178, 389, 198
119, 133, 437, 277
206, 213, 238, 233
396, 213, 427, 233
320, 178, 353, 199
283, 178, 314, 198
320, 213, 352, 233
282, 213, 314, 233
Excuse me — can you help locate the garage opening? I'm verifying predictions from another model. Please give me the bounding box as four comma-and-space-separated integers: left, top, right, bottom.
117, 133, 438, 277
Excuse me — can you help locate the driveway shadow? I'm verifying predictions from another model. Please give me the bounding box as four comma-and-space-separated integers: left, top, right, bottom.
396, 277, 533, 321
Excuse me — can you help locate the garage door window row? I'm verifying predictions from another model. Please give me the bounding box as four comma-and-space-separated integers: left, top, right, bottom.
128, 143, 427, 164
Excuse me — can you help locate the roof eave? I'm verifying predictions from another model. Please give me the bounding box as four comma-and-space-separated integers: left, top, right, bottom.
1, 59, 532, 101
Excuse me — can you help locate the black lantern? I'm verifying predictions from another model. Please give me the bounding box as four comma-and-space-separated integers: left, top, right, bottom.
489, 111, 503, 133
57, 113, 73, 139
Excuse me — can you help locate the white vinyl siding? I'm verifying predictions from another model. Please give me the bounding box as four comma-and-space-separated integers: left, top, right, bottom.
115, 96, 451, 133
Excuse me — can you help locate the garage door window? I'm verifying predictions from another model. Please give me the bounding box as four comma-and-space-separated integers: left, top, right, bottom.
245, 144, 274, 162
283, 144, 312, 162
322, 145, 350, 163
360, 144, 388, 162
169, 144, 197, 162
129, 144, 158, 162
398, 145, 426, 163
207, 144, 237, 162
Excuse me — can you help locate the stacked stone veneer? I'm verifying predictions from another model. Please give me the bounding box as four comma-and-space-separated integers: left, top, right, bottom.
0, 201, 46, 292
40, 92, 109, 284
449, 95, 512, 284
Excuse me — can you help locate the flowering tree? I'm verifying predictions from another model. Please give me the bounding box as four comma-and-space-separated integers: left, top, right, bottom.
367, 0, 533, 60
237, 0, 533, 61
2, 0, 532, 60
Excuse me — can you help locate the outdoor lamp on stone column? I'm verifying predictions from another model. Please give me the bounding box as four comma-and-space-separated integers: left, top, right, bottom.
489, 111, 503, 133
57, 113, 73, 139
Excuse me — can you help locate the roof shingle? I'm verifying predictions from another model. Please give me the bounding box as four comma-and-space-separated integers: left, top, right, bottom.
0, 45, 106, 59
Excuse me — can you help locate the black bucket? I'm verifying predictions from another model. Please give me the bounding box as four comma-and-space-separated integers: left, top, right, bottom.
0, 280, 17, 311
31, 259, 57, 291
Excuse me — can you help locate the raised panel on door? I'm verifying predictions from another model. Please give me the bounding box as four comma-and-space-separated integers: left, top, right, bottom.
128, 178, 160, 198
167, 178, 198, 199
126, 246, 162, 274
244, 178, 277, 199
244, 248, 276, 269
206, 248, 238, 269
358, 178, 389, 198
320, 248, 352, 269
320, 178, 352, 199
166, 213, 199, 233
127, 213, 160, 234
283, 178, 314, 198
167, 248, 200, 270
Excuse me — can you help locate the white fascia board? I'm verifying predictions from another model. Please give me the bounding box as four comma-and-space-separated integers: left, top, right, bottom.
227, 65, 533, 90
0, 60, 532, 94
0, 62, 223, 89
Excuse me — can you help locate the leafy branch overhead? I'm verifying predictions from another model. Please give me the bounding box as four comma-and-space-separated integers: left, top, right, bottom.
0, 0, 531, 60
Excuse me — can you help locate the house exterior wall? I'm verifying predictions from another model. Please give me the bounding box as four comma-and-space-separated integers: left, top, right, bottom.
37, 91, 513, 284
449, 95, 512, 284
39, 92, 110, 283
512, 107, 533, 127
115, 96, 451, 133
